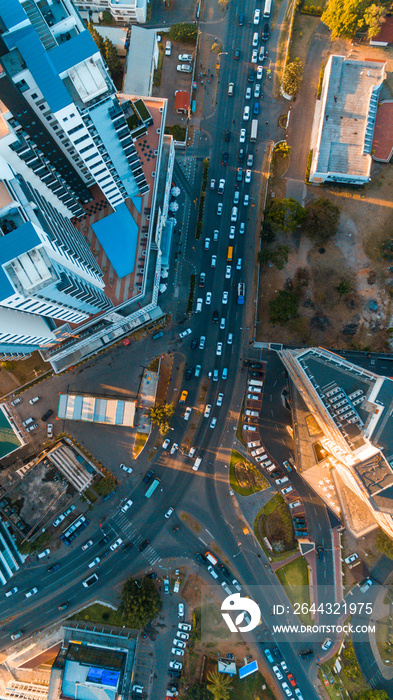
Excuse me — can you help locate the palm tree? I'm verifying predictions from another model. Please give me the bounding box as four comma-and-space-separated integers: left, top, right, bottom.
206, 669, 232, 700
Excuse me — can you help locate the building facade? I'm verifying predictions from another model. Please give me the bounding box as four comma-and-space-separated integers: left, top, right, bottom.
76, 0, 147, 24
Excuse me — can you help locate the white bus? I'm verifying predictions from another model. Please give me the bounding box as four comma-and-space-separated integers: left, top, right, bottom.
264, 0, 272, 17
250, 119, 258, 142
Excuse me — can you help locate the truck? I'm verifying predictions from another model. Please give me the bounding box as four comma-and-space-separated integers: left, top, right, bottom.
237, 282, 245, 304
250, 119, 258, 142
264, 0, 272, 17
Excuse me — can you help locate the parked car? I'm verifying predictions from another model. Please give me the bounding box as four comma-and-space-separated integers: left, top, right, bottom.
176, 64, 192, 73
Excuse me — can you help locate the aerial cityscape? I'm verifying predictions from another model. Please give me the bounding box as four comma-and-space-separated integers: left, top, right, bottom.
0, 0, 393, 699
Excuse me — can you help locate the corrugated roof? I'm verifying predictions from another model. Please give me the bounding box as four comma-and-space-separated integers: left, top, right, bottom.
48, 31, 100, 75
57, 393, 135, 426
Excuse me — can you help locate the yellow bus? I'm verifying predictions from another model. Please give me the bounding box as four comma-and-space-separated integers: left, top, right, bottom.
227, 246, 233, 262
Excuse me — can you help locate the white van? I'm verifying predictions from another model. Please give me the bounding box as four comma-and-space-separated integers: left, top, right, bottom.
192, 457, 202, 471
249, 379, 264, 388
196, 298, 203, 313
207, 565, 218, 579
245, 411, 259, 418
243, 425, 257, 431
247, 440, 261, 447
83, 573, 98, 588
205, 551, 218, 566
37, 548, 50, 559
29, 396, 40, 405
22, 417, 34, 427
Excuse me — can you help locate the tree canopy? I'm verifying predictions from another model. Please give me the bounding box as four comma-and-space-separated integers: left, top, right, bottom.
354, 690, 389, 700
94, 475, 116, 495
302, 197, 340, 245
269, 290, 299, 324
282, 59, 304, 97
206, 670, 232, 700
149, 402, 175, 434
168, 23, 198, 42
321, 0, 385, 39
267, 197, 305, 233
120, 577, 161, 628
375, 531, 393, 559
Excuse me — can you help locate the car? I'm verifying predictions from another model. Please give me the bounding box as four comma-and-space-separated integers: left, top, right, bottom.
204, 237, 210, 250
5, 586, 18, 597
152, 330, 164, 340
289, 500, 301, 509
225, 265, 231, 279
293, 517, 306, 524
26, 424, 38, 433
294, 690, 304, 700
162, 578, 170, 594
121, 499, 133, 513
281, 485, 293, 495
48, 562, 60, 573
165, 40, 172, 55
178, 622, 192, 631
298, 649, 313, 659
248, 69, 255, 82
11, 397, 22, 406
211, 255, 217, 268
280, 660, 288, 671
169, 660, 183, 670
165, 507, 174, 519
247, 154, 254, 167
316, 544, 324, 560
206, 292, 212, 304
287, 673, 296, 687
222, 291, 228, 304
29, 396, 40, 405
360, 578, 373, 593
213, 229, 219, 241
236, 258, 242, 270
10, 631, 23, 641
283, 460, 293, 472
184, 407, 192, 421
173, 579, 180, 593
234, 48, 240, 60
232, 578, 241, 591
243, 106, 250, 121
162, 438, 170, 449
228, 82, 234, 96
178, 53, 192, 62
216, 342, 223, 356
58, 602, 69, 611
220, 317, 226, 329
239, 129, 246, 143
210, 178, 216, 191
139, 540, 150, 552
244, 194, 250, 206
25, 587, 38, 598
276, 476, 289, 486
231, 207, 238, 222
224, 129, 231, 142
171, 648, 184, 657
222, 152, 229, 165
83, 573, 98, 588
222, 367, 228, 379
262, 22, 270, 40
252, 31, 259, 47
254, 84, 261, 98
170, 443, 179, 455
227, 333, 233, 344
213, 369, 219, 382
173, 638, 186, 649
88, 556, 100, 569
245, 87, 252, 100
217, 202, 223, 215
176, 64, 192, 73
208, 416, 217, 431
233, 190, 240, 204
185, 368, 193, 381
218, 178, 225, 194
179, 327, 192, 338
41, 409, 53, 422
199, 336, 206, 349
321, 637, 332, 651
143, 469, 154, 483
257, 65, 263, 80
120, 464, 133, 473
179, 390, 188, 403
254, 8, 261, 23
238, 13, 244, 25
344, 552, 359, 565
204, 404, 211, 418
272, 665, 283, 681
177, 631, 189, 640
281, 682, 293, 698
239, 222, 245, 234
81, 539, 94, 552
251, 49, 258, 63
258, 46, 265, 62
178, 602, 184, 618
199, 272, 205, 288
264, 649, 274, 664
47, 423, 53, 438
238, 147, 245, 162
245, 169, 252, 183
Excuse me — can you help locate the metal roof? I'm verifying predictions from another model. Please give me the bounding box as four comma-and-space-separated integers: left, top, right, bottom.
0, 0, 27, 31
48, 31, 100, 75
123, 26, 155, 96
0, 221, 41, 301
57, 393, 135, 427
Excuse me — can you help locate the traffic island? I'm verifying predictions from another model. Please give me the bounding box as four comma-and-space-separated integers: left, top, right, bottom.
253, 493, 299, 562
229, 449, 269, 496
318, 638, 372, 699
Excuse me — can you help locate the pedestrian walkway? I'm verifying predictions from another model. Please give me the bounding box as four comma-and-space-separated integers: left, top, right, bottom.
109, 511, 162, 565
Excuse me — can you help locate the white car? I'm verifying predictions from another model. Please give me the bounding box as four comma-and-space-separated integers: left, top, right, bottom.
217, 393, 224, 407
244, 194, 250, 206
177, 631, 189, 640
281, 485, 293, 495
239, 128, 246, 143
210, 178, 216, 190
47, 423, 53, 438
120, 464, 133, 473
218, 178, 225, 194
232, 579, 241, 591
213, 229, 219, 241
178, 622, 192, 631
225, 265, 231, 279
229, 225, 235, 239
178, 53, 192, 62
227, 333, 233, 344
178, 602, 184, 617
204, 404, 212, 418
220, 317, 226, 329
81, 539, 93, 551
245, 169, 252, 183
236, 258, 242, 270
184, 407, 192, 421
272, 665, 283, 680
88, 557, 100, 569
254, 84, 261, 98
162, 438, 170, 449
172, 648, 184, 656
239, 222, 245, 234
169, 660, 182, 670
281, 682, 293, 698
211, 255, 217, 267
280, 660, 289, 672
179, 327, 192, 338
26, 424, 38, 432
165, 41, 171, 56
233, 190, 240, 204
257, 65, 263, 80
231, 206, 238, 222
344, 552, 358, 565
204, 237, 210, 250
165, 507, 174, 519
245, 87, 251, 99
216, 342, 223, 356
210, 417, 217, 429
217, 202, 223, 215
321, 637, 332, 651
206, 292, 212, 304
170, 443, 178, 454
254, 8, 261, 23
11, 397, 22, 406
173, 638, 186, 648
5, 586, 18, 597
222, 291, 228, 304
110, 537, 122, 551
121, 499, 133, 513
294, 690, 304, 700
289, 500, 301, 509
251, 49, 258, 63
177, 64, 192, 73
243, 106, 250, 121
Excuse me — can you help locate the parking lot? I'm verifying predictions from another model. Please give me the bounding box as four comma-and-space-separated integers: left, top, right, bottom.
153, 38, 196, 127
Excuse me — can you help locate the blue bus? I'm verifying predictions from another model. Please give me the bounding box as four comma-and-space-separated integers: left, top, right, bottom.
145, 477, 161, 498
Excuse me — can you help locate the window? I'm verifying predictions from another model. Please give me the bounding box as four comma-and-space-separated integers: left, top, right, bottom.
68, 123, 84, 135
74, 134, 89, 145
31, 93, 38, 99
63, 117, 68, 122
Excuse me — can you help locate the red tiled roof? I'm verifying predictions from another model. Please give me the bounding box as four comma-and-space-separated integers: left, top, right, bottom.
372, 100, 393, 162
370, 16, 393, 44
174, 90, 190, 113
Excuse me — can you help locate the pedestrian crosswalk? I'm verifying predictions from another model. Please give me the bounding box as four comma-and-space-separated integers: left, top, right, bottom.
111, 512, 161, 565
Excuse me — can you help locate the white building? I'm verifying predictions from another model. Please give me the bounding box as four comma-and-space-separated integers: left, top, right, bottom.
75, 0, 147, 24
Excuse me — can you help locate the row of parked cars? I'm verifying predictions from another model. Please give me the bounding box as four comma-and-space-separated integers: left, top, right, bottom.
264, 648, 303, 699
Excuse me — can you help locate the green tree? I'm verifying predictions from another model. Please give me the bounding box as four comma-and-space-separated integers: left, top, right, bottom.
269, 290, 299, 324
94, 475, 116, 496
18, 530, 51, 555
206, 670, 232, 700
336, 279, 352, 297
1, 360, 15, 371
302, 197, 340, 245
322, 0, 369, 39
267, 198, 305, 233
274, 142, 291, 157
168, 23, 198, 42
282, 59, 304, 97
120, 577, 162, 628
149, 402, 175, 435
88, 22, 105, 53
187, 684, 213, 700
218, 0, 230, 7
375, 531, 393, 559
104, 37, 122, 85
364, 3, 386, 37
102, 10, 112, 24
354, 690, 389, 700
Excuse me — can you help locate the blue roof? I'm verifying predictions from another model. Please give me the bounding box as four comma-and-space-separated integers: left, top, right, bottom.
0, 222, 41, 302
48, 31, 100, 74
0, 0, 27, 31
92, 203, 138, 279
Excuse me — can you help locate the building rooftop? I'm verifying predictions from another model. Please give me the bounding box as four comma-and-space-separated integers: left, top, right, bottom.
174, 90, 190, 113
370, 15, 393, 44
57, 393, 136, 427
372, 100, 393, 162
123, 26, 156, 97
92, 202, 138, 278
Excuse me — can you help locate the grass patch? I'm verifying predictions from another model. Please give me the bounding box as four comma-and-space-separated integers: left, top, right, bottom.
165, 124, 187, 142
73, 603, 125, 627
305, 148, 312, 183
319, 638, 371, 699
84, 488, 98, 504
153, 44, 164, 86
180, 511, 201, 533
134, 432, 148, 457
254, 494, 297, 559
187, 273, 195, 313
317, 63, 325, 99
203, 657, 275, 699
288, 8, 321, 66
147, 357, 159, 372
276, 557, 311, 625
229, 449, 269, 496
